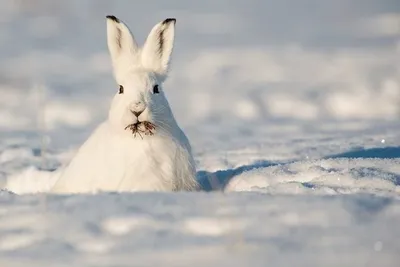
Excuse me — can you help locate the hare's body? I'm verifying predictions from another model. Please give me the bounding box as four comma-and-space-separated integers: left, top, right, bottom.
52, 121, 197, 193
51, 16, 198, 193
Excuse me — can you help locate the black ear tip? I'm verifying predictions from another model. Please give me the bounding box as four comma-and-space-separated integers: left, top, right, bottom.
106, 15, 120, 23
163, 18, 176, 25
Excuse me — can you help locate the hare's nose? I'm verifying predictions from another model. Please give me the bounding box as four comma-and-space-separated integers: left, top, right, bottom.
130, 101, 146, 117
131, 110, 144, 117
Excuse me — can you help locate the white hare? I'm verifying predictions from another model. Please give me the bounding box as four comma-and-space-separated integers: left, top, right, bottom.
51, 16, 199, 193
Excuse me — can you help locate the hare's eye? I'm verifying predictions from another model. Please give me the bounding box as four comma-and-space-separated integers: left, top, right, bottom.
153, 84, 159, 94
119, 85, 124, 94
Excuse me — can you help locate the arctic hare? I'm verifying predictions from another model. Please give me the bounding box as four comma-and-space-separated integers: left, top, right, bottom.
51, 16, 198, 193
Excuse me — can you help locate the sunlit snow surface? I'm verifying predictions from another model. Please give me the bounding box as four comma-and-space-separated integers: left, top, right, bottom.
0, 0, 399, 266
1, 192, 399, 267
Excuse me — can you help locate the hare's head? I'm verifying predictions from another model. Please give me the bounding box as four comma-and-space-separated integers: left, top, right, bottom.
106, 15, 178, 138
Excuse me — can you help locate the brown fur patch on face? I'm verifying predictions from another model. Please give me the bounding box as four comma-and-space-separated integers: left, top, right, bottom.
125, 121, 155, 138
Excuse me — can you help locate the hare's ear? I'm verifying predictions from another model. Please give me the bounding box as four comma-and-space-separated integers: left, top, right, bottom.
106, 15, 138, 80
141, 18, 176, 80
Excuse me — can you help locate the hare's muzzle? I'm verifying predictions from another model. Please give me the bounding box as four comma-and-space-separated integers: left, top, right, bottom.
125, 121, 155, 138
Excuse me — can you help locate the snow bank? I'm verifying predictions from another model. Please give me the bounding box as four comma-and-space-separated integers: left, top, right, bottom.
225, 158, 400, 197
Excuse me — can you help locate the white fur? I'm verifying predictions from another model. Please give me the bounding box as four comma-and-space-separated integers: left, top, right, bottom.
51, 16, 198, 193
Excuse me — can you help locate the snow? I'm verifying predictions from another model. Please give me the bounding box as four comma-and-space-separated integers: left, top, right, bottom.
225, 158, 400, 196
0, 192, 399, 267
0, 0, 400, 266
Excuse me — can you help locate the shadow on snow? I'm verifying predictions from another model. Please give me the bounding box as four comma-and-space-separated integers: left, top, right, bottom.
327, 146, 400, 159
197, 160, 278, 192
